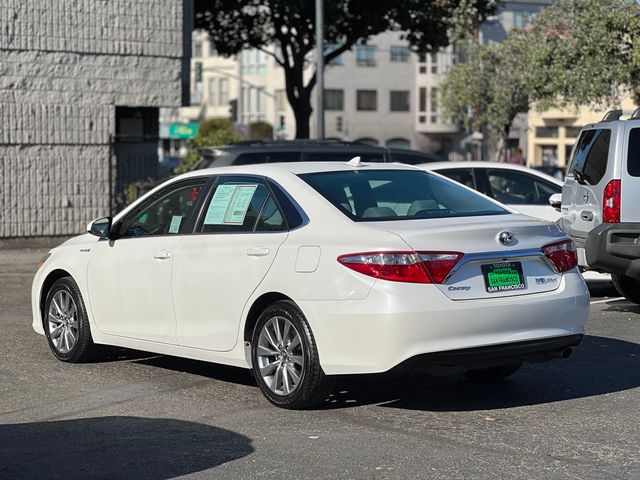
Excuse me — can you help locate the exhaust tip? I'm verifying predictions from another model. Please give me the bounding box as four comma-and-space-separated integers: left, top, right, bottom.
561, 347, 573, 359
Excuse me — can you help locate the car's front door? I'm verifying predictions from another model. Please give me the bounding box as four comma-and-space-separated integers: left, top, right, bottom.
173, 176, 289, 351
87, 178, 208, 343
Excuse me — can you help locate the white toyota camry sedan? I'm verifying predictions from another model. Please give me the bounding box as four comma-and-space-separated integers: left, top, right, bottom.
32, 161, 589, 409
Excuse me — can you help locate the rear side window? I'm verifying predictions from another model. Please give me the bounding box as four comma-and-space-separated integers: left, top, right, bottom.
627, 128, 640, 177
299, 170, 507, 221
485, 169, 560, 205
437, 168, 476, 190
233, 151, 301, 165
198, 176, 287, 233
569, 128, 611, 185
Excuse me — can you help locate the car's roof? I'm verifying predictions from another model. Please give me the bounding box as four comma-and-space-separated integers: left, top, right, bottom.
419, 161, 563, 185
180, 161, 423, 180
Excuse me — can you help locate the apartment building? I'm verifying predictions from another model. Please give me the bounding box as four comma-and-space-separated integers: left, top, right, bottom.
174, 0, 551, 159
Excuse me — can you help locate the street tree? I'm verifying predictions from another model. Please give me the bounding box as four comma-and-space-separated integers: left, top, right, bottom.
195, 0, 500, 139
441, 32, 532, 162
527, 0, 640, 108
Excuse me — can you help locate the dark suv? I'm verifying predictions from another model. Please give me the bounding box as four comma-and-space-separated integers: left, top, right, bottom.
191, 140, 442, 170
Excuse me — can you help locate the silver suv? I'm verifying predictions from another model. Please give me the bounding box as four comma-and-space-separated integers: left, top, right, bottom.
560, 109, 640, 303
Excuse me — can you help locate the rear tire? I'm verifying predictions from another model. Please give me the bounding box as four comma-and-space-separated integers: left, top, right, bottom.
44, 277, 98, 363
464, 363, 522, 381
611, 273, 640, 304
251, 300, 335, 409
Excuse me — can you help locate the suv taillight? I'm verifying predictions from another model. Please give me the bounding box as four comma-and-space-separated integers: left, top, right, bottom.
337, 251, 463, 284
542, 239, 577, 273
603, 179, 621, 223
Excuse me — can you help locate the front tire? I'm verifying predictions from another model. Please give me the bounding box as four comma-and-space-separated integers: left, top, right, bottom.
44, 277, 97, 363
251, 300, 334, 409
611, 273, 640, 304
464, 363, 522, 381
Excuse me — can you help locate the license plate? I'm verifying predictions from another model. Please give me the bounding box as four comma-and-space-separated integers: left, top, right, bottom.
481, 262, 526, 293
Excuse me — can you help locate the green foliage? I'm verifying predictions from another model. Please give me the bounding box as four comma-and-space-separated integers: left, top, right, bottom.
526, 0, 640, 108
195, 0, 499, 138
176, 118, 240, 173
249, 121, 273, 141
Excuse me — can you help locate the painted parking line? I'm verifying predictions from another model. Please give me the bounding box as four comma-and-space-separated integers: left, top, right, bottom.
590, 297, 624, 305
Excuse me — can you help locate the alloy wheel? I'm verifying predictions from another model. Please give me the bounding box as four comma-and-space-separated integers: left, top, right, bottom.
47, 289, 79, 354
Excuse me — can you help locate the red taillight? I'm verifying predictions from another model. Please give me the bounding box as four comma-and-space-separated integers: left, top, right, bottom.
337, 251, 463, 284
603, 179, 621, 223
542, 239, 577, 273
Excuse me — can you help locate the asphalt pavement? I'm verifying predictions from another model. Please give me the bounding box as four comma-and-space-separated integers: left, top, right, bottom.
1, 247, 639, 479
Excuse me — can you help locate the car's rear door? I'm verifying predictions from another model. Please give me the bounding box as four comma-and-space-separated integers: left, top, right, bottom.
172, 175, 289, 351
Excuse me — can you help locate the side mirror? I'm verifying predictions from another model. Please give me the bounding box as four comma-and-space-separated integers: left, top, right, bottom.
549, 193, 562, 212
87, 217, 112, 238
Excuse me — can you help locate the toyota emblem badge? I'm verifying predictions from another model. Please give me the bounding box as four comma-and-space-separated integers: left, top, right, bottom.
498, 231, 515, 246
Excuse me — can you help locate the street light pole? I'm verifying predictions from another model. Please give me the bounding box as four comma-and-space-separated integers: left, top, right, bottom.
315, 0, 325, 139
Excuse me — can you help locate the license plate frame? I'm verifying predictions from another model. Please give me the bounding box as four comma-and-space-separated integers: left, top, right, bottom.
481, 261, 526, 293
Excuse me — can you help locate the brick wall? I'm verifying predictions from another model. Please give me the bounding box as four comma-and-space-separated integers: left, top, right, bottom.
0, 0, 188, 238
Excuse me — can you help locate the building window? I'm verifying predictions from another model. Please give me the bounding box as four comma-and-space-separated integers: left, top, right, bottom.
208, 79, 217, 105
430, 87, 438, 113
390, 91, 410, 112
194, 62, 203, 83
419, 87, 426, 112
275, 89, 287, 111
242, 49, 268, 74
390, 46, 410, 62
514, 11, 530, 29
565, 126, 583, 138
356, 45, 377, 67
325, 44, 344, 66
536, 126, 559, 138
193, 41, 202, 57
430, 53, 438, 74
419, 115, 426, 123
219, 78, 229, 105
324, 89, 344, 111
356, 90, 377, 111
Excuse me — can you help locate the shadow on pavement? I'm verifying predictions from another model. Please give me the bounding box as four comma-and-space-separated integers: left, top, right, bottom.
602, 301, 640, 315
321, 335, 640, 411
0, 416, 253, 480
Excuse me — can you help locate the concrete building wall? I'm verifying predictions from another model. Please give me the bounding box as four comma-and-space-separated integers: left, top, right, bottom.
0, 0, 188, 238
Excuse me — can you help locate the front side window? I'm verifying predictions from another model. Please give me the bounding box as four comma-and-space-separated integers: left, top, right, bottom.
569, 128, 611, 185
485, 169, 559, 205
118, 180, 207, 238
299, 170, 507, 221
199, 176, 286, 233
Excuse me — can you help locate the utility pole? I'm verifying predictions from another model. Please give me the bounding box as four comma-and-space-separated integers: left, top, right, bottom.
315, 0, 325, 139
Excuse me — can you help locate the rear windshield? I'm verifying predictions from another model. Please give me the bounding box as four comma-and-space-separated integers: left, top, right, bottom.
627, 128, 640, 177
299, 169, 508, 221
569, 128, 611, 185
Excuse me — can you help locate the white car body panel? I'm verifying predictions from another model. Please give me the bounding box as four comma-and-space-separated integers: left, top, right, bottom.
32, 162, 590, 375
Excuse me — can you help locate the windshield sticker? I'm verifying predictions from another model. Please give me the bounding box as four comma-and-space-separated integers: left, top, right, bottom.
203, 184, 258, 225
168, 215, 182, 234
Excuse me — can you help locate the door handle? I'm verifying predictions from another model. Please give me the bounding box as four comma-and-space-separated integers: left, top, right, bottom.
580, 210, 594, 221
246, 246, 270, 257
152, 249, 172, 260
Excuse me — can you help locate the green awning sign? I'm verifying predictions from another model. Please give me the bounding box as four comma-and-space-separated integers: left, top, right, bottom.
168, 123, 199, 139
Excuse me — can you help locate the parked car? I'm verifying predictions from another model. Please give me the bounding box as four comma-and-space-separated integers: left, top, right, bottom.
533, 165, 566, 181
421, 161, 610, 284
33, 161, 588, 409
192, 140, 442, 170
559, 109, 640, 303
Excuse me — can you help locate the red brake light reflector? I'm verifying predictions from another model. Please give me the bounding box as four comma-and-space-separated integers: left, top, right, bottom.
542, 239, 577, 273
337, 251, 462, 284
603, 179, 621, 223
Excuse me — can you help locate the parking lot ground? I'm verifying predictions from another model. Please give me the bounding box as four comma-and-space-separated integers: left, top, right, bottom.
1, 248, 639, 479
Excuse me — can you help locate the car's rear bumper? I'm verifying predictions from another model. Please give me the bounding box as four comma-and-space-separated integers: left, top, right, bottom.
299, 271, 589, 375
584, 222, 640, 279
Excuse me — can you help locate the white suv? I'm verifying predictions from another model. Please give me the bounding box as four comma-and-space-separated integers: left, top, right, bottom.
560, 109, 640, 303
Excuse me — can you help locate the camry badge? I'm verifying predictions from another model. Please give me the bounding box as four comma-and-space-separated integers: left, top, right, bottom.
498, 231, 515, 246
583, 192, 589, 203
